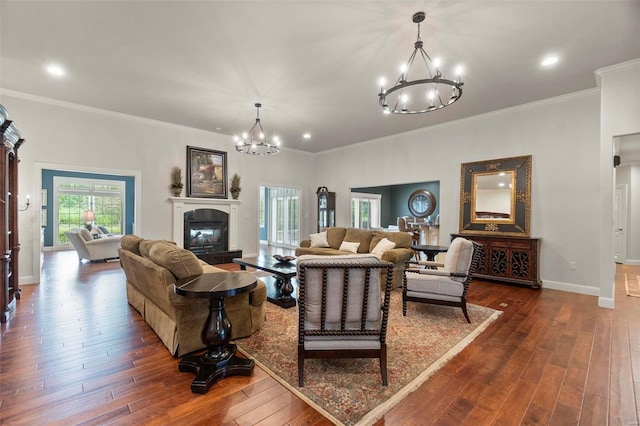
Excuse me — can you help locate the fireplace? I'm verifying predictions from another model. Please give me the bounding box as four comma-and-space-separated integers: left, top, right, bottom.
184, 209, 228, 253
170, 197, 242, 265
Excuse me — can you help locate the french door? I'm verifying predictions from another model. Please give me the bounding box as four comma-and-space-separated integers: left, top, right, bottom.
267, 187, 300, 248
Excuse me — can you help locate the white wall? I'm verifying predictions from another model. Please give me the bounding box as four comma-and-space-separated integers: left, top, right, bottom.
630, 165, 640, 262
1, 91, 316, 284
314, 90, 602, 295
597, 59, 640, 307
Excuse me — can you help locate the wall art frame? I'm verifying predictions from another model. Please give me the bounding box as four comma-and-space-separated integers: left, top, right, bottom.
186, 146, 228, 198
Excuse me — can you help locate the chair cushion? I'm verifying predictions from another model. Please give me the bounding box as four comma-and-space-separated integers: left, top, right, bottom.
297, 254, 382, 328
148, 242, 203, 279
344, 228, 373, 253
405, 273, 464, 298
444, 238, 474, 283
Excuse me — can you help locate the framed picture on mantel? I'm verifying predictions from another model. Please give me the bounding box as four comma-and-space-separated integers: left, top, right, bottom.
186, 146, 228, 198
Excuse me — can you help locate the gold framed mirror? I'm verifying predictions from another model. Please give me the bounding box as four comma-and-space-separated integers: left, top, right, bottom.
459, 155, 531, 236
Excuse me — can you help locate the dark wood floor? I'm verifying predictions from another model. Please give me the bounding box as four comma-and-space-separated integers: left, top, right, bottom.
1, 248, 638, 425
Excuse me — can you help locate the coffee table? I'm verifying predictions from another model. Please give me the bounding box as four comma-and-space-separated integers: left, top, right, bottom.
174, 272, 257, 394
233, 256, 297, 309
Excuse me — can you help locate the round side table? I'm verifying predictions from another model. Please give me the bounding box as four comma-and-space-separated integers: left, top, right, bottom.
174, 272, 257, 394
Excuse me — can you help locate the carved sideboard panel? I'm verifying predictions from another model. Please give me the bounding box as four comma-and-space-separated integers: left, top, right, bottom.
451, 234, 541, 289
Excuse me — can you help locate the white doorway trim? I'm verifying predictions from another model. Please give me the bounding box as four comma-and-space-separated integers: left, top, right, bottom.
614, 184, 628, 263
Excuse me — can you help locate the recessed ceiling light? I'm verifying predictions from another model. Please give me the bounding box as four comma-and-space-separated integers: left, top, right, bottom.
215, 127, 222, 131
541, 55, 559, 67
303, 133, 311, 139
46, 64, 65, 77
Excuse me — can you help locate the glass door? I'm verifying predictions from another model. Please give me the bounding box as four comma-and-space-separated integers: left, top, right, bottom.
266, 187, 300, 248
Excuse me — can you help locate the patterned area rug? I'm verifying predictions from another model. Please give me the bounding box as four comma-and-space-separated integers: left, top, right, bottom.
625, 273, 640, 297
235, 290, 501, 425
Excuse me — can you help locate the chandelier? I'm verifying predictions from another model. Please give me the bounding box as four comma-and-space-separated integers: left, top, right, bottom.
234, 103, 280, 155
378, 12, 464, 115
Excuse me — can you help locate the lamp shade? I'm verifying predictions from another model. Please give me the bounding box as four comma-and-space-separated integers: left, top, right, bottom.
81, 209, 96, 221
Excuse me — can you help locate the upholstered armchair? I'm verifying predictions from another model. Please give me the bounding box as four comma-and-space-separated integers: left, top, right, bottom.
403, 237, 482, 323
65, 227, 122, 262
296, 254, 394, 387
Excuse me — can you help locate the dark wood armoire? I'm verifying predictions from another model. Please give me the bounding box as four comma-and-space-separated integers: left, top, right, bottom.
1, 104, 25, 323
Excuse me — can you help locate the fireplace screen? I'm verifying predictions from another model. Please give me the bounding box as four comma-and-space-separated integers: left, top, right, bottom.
188, 224, 223, 251
184, 208, 229, 254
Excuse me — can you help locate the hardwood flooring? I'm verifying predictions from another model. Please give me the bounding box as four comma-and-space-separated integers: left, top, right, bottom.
1, 249, 638, 425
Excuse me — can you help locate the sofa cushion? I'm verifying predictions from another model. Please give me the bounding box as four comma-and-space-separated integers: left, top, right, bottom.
139, 239, 176, 258
344, 228, 373, 254
310, 231, 330, 248
370, 231, 411, 250
79, 228, 93, 242
339, 240, 360, 253
121, 235, 144, 256
326, 227, 347, 249
148, 242, 203, 279
370, 237, 396, 257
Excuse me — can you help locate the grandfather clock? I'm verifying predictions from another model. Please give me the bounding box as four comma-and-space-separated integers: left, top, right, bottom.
1, 105, 25, 323
316, 186, 335, 232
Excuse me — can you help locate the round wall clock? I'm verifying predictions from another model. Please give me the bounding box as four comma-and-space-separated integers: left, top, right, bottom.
408, 189, 436, 218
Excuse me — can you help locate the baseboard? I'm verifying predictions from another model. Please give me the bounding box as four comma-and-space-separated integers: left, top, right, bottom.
624, 259, 640, 266
542, 280, 600, 296
598, 297, 615, 309
19, 275, 38, 285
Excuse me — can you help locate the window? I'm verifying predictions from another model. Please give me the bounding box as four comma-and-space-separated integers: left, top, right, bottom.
351, 192, 381, 229
54, 177, 125, 246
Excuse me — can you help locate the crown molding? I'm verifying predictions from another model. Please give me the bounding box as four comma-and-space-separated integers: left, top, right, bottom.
595, 58, 640, 86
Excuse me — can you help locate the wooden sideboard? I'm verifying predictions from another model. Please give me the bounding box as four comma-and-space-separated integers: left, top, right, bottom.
451, 234, 541, 289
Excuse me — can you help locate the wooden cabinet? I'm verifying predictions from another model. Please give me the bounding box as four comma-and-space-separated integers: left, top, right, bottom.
317, 189, 335, 232
451, 234, 541, 289
1, 104, 25, 323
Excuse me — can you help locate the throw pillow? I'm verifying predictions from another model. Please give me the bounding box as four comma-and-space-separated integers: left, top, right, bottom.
339, 240, 360, 254
310, 231, 330, 248
371, 237, 396, 257
98, 225, 109, 235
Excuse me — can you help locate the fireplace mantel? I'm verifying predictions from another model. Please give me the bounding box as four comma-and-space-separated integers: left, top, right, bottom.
169, 197, 240, 250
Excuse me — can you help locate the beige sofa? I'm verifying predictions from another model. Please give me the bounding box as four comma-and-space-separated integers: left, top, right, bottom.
65, 227, 122, 261
295, 227, 414, 288
118, 235, 266, 357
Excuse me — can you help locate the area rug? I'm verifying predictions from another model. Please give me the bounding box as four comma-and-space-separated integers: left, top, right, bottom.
625, 273, 640, 297
235, 290, 501, 425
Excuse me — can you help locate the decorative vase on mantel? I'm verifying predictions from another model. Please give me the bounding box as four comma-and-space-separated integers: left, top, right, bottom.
230, 188, 241, 200
172, 185, 183, 197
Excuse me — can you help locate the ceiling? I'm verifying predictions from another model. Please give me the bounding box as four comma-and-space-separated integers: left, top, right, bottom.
1, 1, 639, 153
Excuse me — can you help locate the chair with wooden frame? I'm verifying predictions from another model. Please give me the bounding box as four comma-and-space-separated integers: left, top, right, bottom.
296, 254, 394, 387
403, 237, 482, 323
397, 216, 420, 260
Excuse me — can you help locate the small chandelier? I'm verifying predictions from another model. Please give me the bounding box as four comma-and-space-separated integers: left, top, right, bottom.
234, 103, 280, 155
378, 11, 464, 115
